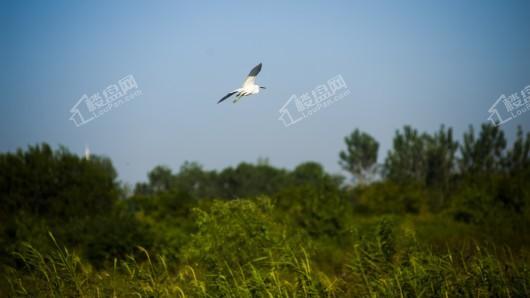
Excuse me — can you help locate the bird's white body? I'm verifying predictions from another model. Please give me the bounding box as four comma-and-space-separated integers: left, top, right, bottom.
233, 84, 260, 100
218, 63, 265, 104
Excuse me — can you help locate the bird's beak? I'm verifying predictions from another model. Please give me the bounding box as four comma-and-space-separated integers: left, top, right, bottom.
260, 86, 266, 89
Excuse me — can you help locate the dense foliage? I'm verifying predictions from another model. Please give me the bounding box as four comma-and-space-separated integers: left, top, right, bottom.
1, 123, 529, 297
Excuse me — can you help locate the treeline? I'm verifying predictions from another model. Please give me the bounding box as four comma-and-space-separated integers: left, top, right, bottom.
343, 124, 530, 218
134, 123, 530, 219
1, 123, 530, 296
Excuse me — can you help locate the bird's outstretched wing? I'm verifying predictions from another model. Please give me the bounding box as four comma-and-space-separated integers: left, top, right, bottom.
242, 63, 262, 88
217, 91, 237, 104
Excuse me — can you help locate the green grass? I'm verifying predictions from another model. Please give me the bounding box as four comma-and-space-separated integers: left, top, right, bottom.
3, 228, 529, 298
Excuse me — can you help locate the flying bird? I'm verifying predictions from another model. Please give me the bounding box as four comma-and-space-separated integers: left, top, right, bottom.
218, 63, 266, 104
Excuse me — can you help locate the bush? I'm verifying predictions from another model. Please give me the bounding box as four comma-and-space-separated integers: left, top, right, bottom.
182, 198, 297, 273
354, 181, 427, 214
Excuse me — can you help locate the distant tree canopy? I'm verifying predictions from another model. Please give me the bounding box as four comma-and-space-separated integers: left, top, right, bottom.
0, 144, 157, 266
342, 124, 530, 213
504, 126, 530, 173
134, 160, 342, 200
384, 125, 427, 183
341, 124, 530, 187
0, 143, 117, 219
382, 125, 458, 188
459, 124, 507, 174
423, 125, 458, 188
339, 129, 379, 184
2, 124, 528, 223
1, 123, 529, 268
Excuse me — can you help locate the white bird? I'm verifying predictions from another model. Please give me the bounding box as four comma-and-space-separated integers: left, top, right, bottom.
218, 63, 266, 104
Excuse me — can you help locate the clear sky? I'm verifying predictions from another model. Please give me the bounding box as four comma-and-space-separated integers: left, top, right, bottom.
2, 0, 530, 184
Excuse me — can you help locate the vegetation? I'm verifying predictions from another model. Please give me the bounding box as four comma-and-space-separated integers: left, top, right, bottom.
1, 123, 529, 297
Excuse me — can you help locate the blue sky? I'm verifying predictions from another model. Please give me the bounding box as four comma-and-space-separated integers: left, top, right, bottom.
1, 1, 530, 184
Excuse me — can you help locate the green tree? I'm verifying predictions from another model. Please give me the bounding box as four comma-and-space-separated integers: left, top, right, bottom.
0, 143, 138, 266
339, 129, 379, 184
174, 161, 219, 198
384, 125, 457, 191
384, 126, 427, 183
424, 125, 458, 189
503, 125, 530, 173
147, 165, 173, 193
0, 144, 117, 219
459, 124, 506, 175
217, 162, 288, 198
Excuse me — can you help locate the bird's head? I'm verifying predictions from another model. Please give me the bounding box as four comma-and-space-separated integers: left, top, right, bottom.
259, 86, 266, 89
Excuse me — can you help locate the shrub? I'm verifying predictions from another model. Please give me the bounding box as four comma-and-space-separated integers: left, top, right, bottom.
182, 197, 296, 273
354, 181, 427, 214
